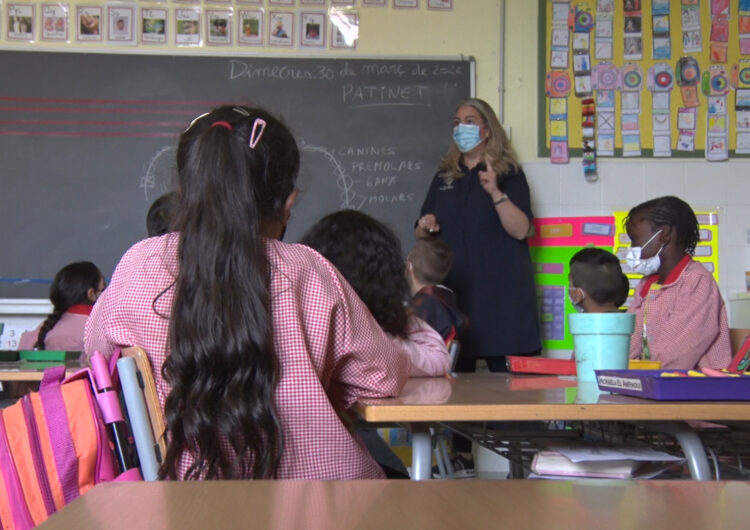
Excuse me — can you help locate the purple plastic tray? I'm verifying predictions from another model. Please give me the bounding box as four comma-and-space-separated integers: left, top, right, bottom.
595, 370, 750, 401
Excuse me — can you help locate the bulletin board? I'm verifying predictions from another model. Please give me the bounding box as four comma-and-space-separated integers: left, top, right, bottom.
529, 216, 616, 351
538, 0, 750, 160
530, 212, 719, 352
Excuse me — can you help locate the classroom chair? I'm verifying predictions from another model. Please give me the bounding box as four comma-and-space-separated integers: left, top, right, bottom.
432, 341, 461, 479
119, 346, 166, 480
729, 328, 750, 356
447, 340, 461, 373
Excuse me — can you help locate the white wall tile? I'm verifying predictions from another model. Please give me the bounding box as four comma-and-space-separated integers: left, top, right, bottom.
559, 204, 603, 217
722, 205, 750, 247
524, 162, 561, 206
560, 163, 602, 206
599, 161, 644, 210
723, 246, 747, 294
684, 163, 726, 209
642, 161, 685, 200
724, 161, 750, 206
532, 203, 562, 218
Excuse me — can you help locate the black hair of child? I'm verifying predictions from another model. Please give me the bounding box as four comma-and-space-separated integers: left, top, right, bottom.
569, 247, 629, 308
624, 195, 700, 255
409, 237, 453, 286
146, 191, 178, 237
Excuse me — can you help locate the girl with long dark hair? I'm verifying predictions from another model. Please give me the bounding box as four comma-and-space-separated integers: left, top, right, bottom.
301, 209, 450, 377
85, 105, 409, 480
19, 261, 104, 351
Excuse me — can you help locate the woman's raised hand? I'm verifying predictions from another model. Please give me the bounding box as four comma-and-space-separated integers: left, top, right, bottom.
477, 155, 501, 200
417, 214, 440, 237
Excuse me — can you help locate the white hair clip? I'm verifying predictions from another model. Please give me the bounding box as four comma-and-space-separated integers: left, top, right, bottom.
184, 112, 209, 132
232, 107, 250, 117
249, 118, 267, 149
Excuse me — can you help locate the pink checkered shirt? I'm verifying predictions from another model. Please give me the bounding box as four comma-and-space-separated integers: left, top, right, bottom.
84, 234, 409, 480
628, 256, 732, 370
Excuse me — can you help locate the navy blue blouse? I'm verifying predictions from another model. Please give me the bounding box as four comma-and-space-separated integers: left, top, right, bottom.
419, 164, 541, 358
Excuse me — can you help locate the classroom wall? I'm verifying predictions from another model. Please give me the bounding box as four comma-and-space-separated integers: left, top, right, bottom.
508, 1, 750, 326
0, 0, 506, 346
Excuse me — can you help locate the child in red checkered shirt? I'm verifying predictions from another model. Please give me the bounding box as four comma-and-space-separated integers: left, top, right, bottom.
624, 196, 731, 370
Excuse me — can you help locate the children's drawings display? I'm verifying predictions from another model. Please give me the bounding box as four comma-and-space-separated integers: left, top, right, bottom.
540, 0, 750, 159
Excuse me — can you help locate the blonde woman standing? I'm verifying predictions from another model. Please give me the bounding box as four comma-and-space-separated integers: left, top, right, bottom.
415, 98, 540, 475
416, 98, 540, 371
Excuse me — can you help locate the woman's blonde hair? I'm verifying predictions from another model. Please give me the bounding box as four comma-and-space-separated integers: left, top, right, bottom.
438, 98, 519, 181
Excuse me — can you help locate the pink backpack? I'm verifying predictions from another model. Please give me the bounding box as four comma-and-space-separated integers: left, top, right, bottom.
0, 361, 141, 529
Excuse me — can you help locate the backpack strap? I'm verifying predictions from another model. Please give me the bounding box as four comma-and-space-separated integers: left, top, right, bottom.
39, 365, 66, 389
0, 413, 36, 529
38, 375, 81, 505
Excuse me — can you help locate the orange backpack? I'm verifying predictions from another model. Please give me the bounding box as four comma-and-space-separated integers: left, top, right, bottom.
0, 364, 140, 529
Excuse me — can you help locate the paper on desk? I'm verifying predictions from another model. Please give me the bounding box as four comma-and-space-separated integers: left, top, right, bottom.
548, 444, 685, 463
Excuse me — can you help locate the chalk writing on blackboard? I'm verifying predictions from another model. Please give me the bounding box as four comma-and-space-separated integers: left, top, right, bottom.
139, 145, 176, 202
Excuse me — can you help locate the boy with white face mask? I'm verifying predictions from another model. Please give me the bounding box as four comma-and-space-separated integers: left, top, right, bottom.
624, 196, 731, 370
568, 248, 629, 314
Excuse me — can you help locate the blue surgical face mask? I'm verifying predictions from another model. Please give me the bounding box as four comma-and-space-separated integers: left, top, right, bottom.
453, 123, 483, 153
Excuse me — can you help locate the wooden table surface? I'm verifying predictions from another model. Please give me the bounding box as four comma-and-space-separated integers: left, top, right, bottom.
354, 373, 750, 422
0, 360, 83, 381
38, 479, 750, 529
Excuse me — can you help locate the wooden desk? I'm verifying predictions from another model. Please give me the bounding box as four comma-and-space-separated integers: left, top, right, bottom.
355, 374, 750, 480
0, 360, 83, 381
38, 480, 750, 529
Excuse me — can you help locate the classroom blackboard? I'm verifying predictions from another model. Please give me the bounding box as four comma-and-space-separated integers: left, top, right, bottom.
0, 50, 473, 298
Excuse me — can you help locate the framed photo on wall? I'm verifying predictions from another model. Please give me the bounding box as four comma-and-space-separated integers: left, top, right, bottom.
238, 9, 262, 45
393, 0, 418, 8
107, 5, 135, 45
141, 7, 167, 45
269, 11, 293, 46
7, 4, 35, 41
77, 6, 102, 42
427, 0, 452, 9
206, 9, 232, 45
41, 3, 68, 41
300, 11, 325, 47
331, 12, 358, 48
175, 7, 201, 46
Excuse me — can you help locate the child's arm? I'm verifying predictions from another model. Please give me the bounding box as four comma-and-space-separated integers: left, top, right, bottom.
84, 241, 151, 362
393, 315, 451, 377
319, 258, 411, 408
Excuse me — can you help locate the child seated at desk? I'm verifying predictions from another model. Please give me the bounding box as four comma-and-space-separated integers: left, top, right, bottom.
85, 105, 410, 480
568, 247, 629, 314
406, 237, 468, 344
300, 210, 451, 377
625, 196, 731, 370
19, 261, 105, 351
